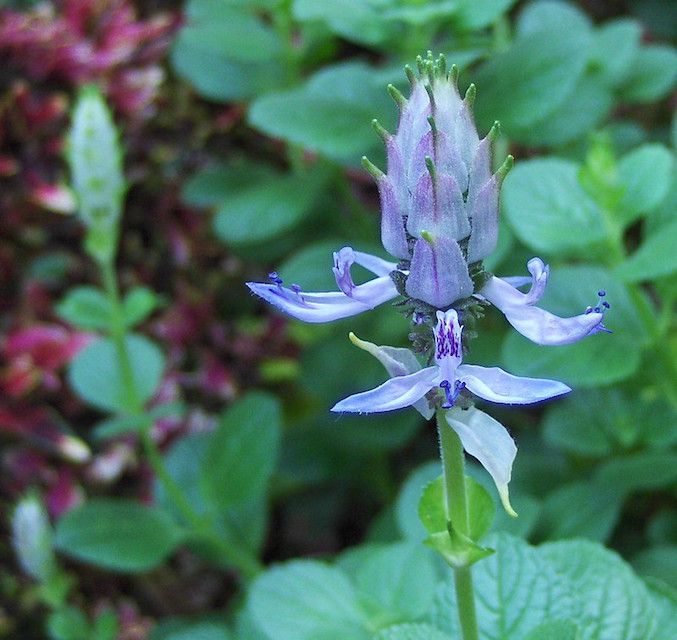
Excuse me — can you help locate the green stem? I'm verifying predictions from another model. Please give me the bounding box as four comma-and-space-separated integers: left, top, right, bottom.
437, 411, 479, 640
99, 259, 263, 581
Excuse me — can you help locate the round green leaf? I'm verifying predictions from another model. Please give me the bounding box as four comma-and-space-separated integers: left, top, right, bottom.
56, 286, 111, 330
502, 158, 606, 255
248, 561, 367, 640
591, 19, 642, 86
619, 44, 677, 103
68, 335, 165, 412
54, 500, 183, 572
248, 62, 394, 163
616, 144, 674, 224
615, 218, 677, 282
213, 170, 329, 246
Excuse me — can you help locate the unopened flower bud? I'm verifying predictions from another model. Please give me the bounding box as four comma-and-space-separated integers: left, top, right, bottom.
12, 492, 57, 583
67, 86, 126, 262
366, 53, 512, 308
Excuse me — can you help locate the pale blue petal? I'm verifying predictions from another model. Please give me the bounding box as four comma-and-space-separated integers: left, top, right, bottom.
331, 367, 437, 414
445, 407, 517, 517
352, 250, 399, 277
348, 333, 434, 419
457, 364, 570, 404
246, 275, 398, 323
480, 275, 606, 346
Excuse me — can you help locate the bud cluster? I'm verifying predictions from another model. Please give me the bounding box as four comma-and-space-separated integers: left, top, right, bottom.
364, 53, 513, 310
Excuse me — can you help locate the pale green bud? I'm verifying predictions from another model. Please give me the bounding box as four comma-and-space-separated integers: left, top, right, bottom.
12, 492, 57, 583
67, 86, 126, 262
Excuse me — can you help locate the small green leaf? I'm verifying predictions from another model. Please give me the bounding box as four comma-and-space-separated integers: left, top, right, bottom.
213, 168, 330, 246
453, 0, 516, 30
56, 286, 111, 330
47, 607, 90, 640
632, 546, 677, 590
424, 529, 493, 568
68, 335, 165, 413
354, 542, 436, 624
591, 19, 642, 86
150, 620, 232, 640
396, 462, 440, 541
201, 392, 281, 509
171, 2, 285, 101
502, 158, 606, 255
616, 144, 674, 224
373, 624, 449, 640
473, 27, 591, 132
93, 402, 186, 440
615, 218, 677, 282
54, 499, 183, 572
619, 44, 677, 103
418, 475, 494, 542
248, 561, 367, 640
524, 620, 580, 640
248, 62, 394, 163
122, 286, 162, 327
182, 161, 276, 209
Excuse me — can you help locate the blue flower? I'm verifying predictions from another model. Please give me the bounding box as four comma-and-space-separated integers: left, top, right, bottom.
480, 257, 610, 345
331, 309, 570, 514
246, 247, 399, 323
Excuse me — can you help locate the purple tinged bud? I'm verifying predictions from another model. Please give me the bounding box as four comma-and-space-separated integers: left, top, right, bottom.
405, 235, 473, 307
377, 175, 409, 259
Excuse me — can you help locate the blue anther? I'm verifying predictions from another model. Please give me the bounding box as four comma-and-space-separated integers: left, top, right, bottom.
598, 290, 606, 297
268, 271, 283, 286
440, 380, 465, 409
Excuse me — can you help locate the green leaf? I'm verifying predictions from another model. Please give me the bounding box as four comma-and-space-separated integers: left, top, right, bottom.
68, 335, 165, 412
182, 161, 276, 208
373, 624, 449, 640
595, 451, 677, 495
248, 561, 368, 640
616, 218, 677, 282
590, 19, 642, 86
93, 402, 186, 440
616, 144, 674, 224
473, 27, 591, 132
122, 286, 162, 328
201, 392, 281, 509
539, 539, 656, 639
646, 579, 677, 640
213, 168, 329, 246
424, 529, 494, 568
54, 500, 183, 572
511, 76, 613, 147
632, 546, 677, 590
453, 0, 517, 30
418, 476, 494, 542
248, 62, 394, 163
292, 0, 395, 46
56, 286, 111, 330
47, 607, 90, 640
432, 533, 658, 639
395, 462, 440, 541
618, 44, 677, 103
501, 266, 648, 387
538, 481, 623, 542
151, 620, 232, 640
91, 612, 118, 640
502, 158, 606, 255
544, 388, 677, 455
354, 542, 436, 624
432, 534, 570, 638
171, 2, 285, 101
524, 620, 580, 640
516, 1, 592, 37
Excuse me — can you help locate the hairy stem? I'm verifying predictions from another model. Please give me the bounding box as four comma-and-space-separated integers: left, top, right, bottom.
437, 410, 479, 640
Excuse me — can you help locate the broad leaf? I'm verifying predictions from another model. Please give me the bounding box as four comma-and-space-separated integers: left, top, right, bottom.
54, 500, 183, 572
502, 158, 606, 255
68, 335, 165, 413
618, 45, 677, 103
57, 286, 111, 330
201, 392, 281, 509
615, 218, 677, 282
